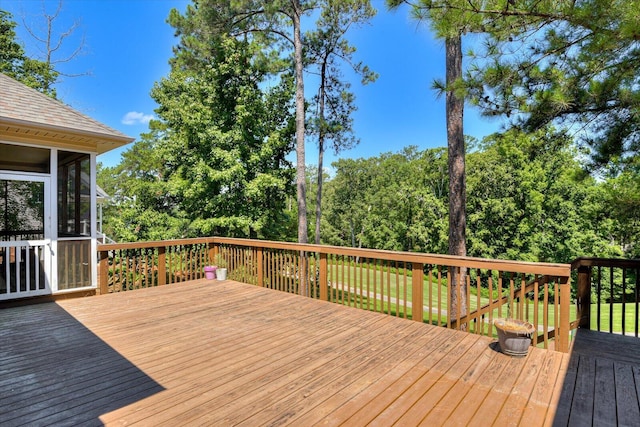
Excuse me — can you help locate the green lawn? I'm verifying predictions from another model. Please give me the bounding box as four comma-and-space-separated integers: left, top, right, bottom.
589, 302, 640, 334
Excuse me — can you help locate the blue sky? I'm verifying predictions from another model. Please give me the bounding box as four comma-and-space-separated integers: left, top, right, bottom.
3, 0, 504, 170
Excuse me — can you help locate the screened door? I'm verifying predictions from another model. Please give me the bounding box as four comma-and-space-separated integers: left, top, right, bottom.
0, 173, 51, 300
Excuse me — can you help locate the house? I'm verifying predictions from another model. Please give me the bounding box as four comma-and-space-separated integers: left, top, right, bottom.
0, 72, 133, 301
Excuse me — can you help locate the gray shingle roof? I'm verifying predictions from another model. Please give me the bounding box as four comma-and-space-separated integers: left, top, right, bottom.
0, 72, 133, 152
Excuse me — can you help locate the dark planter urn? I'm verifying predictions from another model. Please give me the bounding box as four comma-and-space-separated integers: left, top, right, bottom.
493, 318, 536, 357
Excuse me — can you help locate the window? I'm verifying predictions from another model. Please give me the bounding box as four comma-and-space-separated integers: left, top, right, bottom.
58, 151, 91, 237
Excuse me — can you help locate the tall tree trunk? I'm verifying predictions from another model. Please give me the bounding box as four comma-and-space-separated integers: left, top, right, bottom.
446, 34, 467, 330
315, 61, 327, 246
293, 0, 307, 245
315, 140, 324, 245
292, 0, 308, 296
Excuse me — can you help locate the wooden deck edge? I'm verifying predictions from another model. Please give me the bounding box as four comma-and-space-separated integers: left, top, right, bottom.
0, 288, 96, 309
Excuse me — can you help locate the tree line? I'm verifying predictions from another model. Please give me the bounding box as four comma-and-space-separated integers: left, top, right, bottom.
97, 125, 639, 263
316, 129, 639, 263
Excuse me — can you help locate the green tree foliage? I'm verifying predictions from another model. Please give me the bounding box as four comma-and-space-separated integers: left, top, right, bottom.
466, 128, 621, 263
321, 130, 623, 263
97, 129, 190, 242
598, 170, 640, 258
144, 3, 296, 239
0, 9, 57, 97
193, 0, 376, 244
201, 0, 315, 243
405, 0, 640, 168
323, 147, 449, 253
100, 3, 294, 240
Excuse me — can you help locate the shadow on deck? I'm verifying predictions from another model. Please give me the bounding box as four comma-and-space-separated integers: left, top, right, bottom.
0, 303, 164, 425
553, 329, 640, 426
1, 280, 639, 426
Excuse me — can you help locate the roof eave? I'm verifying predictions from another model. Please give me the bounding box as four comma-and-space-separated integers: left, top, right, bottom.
0, 117, 134, 154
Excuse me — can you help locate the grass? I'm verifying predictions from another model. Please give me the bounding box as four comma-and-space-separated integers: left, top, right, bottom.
590, 302, 640, 334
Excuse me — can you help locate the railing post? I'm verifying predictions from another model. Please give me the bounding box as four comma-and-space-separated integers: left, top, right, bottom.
257, 246, 264, 287
207, 242, 213, 264
98, 250, 109, 295
158, 246, 166, 287
557, 275, 571, 353
412, 262, 424, 322
576, 265, 591, 329
319, 252, 328, 301
209, 241, 219, 265
299, 251, 308, 297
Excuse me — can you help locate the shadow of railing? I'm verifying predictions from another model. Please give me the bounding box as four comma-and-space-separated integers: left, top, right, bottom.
0, 302, 165, 425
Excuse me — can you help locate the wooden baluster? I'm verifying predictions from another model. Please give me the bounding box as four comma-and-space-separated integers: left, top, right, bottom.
158, 247, 166, 287
554, 281, 559, 344
367, 259, 372, 309
341, 255, 346, 306
533, 277, 540, 345
609, 267, 614, 333
597, 266, 602, 331
622, 268, 627, 335
519, 274, 526, 320
635, 269, 639, 337
465, 271, 470, 331
509, 273, 515, 319
386, 261, 391, 315
401, 263, 407, 319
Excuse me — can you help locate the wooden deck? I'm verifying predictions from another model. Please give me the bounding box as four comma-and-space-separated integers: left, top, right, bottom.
0, 280, 638, 426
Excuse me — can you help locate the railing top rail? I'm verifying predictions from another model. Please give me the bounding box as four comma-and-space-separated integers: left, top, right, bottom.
98, 236, 571, 277
213, 237, 570, 276
0, 239, 51, 248
98, 237, 214, 251
571, 257, 640, 270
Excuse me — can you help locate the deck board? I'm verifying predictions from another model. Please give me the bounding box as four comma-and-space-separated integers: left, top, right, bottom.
613, 363, 640, 426
1, 280, 639, 426
592, 358, 617, 425
438, 343, 512, 426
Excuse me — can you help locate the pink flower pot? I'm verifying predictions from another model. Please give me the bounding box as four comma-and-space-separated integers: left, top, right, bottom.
204, 266, 217, 280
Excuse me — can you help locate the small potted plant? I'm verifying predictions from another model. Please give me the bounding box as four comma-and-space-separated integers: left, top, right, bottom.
216, 256, 227, 281
493, 295, 536, 357
493, 318, 536, 356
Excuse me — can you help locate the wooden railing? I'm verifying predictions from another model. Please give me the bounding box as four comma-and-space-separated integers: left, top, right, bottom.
98, 237, 574, 352
573, 257, 640, 336
97, 238, 215, 293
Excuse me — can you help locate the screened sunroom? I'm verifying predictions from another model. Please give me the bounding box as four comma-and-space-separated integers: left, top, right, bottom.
0, 72, 133, 301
